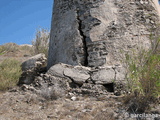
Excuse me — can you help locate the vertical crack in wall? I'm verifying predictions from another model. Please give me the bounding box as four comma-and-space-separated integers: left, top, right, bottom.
77, 10, 89, 66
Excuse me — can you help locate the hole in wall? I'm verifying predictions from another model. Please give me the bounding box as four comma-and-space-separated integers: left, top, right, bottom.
69, 82, 83, 88
103, 83, 114, 92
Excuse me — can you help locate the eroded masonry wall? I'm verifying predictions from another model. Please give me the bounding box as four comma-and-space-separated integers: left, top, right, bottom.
48, 0, 160, 69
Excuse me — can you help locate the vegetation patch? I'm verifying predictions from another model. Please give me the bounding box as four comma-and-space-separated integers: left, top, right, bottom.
32, 28, 49, 57
0, 43, 19, 54
0, 58, 22, 91
124, 37, 160, 113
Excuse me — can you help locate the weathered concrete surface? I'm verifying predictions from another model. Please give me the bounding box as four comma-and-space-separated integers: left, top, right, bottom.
48, 0, 160, 69
47, 0, 86, 68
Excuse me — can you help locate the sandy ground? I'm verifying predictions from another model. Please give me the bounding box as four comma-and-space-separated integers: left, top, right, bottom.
0, 88, 126, 120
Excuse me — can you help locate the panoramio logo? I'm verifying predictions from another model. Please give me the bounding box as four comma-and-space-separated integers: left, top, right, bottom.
124, 113, 160, 118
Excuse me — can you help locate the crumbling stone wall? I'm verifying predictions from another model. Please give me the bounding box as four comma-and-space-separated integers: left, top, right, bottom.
18, 0, 160, 98
48, 0, 160, 69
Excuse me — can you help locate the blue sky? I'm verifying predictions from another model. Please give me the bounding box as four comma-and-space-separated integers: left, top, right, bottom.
0, 0, 53, 45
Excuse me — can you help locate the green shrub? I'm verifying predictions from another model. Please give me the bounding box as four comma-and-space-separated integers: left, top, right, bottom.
123, 36, 160, 113
0, 58, 22, 91
125, 36, 160, 96
139, 53, 160, 96
126, 50, 160, 95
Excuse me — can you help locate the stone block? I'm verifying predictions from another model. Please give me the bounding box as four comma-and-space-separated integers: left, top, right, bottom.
47, 63, 90, 85
91, 68, 115, 84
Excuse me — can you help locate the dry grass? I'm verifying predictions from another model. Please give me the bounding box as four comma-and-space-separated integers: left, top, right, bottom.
0, 43, 19, 55
0, 58, 22, 91
32, 28, 49, 57
0, 43, 34, 57
124, 36, 160, 113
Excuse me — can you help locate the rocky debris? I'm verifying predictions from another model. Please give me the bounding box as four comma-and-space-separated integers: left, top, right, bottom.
18, 53, 47, 85
18, 62, 127, 99
1, 88, 159, 120
47, 63, 126, 86
0, 89, 131, 120
71, 96, 77, 101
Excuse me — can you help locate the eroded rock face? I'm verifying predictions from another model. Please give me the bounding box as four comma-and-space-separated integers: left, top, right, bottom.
48, 0, 160, 69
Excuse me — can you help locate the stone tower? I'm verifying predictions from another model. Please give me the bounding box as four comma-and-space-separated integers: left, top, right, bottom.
47, 0, 160, 69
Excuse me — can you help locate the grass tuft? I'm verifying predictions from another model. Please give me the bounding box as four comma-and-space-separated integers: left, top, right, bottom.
0, 58, 22, 91
124, 36, 160, 113
32, 27, 49, 57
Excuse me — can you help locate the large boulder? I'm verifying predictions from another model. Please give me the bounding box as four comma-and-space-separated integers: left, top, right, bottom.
19, 61, 127, 98
18, 54, 47, 85
21, 53, 47, 71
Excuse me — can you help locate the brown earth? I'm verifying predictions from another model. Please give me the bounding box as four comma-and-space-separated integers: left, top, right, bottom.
0, 87, 126, 120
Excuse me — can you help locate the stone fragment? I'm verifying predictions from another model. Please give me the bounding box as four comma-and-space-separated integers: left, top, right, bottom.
71, 96, 77, 101
47, 63, 69, 78
18, 53, 47, 85
21, 53, 47, 71
63, 67, 90, 85
81, 83, 107, 92
32, 74, 69, 99
91, 68, 115, 84
47, 63, 90, 85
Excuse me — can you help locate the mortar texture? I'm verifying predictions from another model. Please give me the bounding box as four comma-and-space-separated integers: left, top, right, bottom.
48, 0, 160, 69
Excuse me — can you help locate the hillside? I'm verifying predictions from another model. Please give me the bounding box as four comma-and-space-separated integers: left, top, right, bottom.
0, 43, 33, 63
